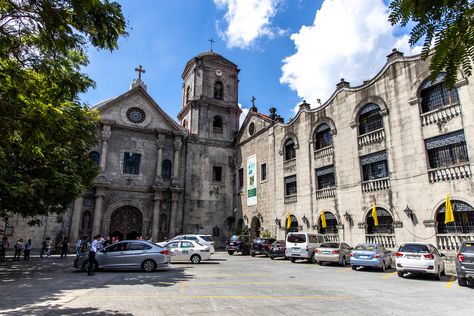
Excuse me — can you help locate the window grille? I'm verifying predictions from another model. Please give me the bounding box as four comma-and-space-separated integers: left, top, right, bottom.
316, 165, 335, 189
123, 152, 141, 175
358, 103, 383, 135
284, 175, 297, 195
360, 151, 388, 181
285, 138, 296, 160
89, 151, 100, 166
319, 212, 338, 234
367, 208, 394, 234
436, 201, 474, 234
420, 73, 459, 113
425, 130, 469, 168
314, 123, 333, 149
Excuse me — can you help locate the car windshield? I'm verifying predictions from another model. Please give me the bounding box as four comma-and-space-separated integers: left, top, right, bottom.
354, 244, 375, 251
461, 242, 474, 253
320, 243, 339, 248
230, 235, 240, 241
399, 244, 429, 253
200, 236, 213, 242
287, 234, 306, 243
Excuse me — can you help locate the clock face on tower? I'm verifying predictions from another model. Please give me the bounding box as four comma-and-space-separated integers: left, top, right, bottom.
215, 69, 223, 77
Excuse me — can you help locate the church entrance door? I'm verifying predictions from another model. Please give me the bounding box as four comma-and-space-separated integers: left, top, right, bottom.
109, 206, 143, 241
250, 216, 261, 238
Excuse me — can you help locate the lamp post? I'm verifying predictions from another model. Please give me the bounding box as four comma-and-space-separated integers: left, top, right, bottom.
403, 205, 414, 221
275, 218, 281, 228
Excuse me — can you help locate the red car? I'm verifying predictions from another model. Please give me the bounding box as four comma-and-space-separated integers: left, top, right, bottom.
251, 238, 276, 257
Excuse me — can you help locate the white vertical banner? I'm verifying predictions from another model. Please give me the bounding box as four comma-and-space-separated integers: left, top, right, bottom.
247, 154, 257, 206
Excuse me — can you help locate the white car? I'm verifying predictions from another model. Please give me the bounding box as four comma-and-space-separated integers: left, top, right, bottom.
395, 242, 446, 280
164, 240, 211, 264
159, 234, 215, 254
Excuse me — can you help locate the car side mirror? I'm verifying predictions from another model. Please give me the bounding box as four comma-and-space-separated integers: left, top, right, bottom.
440, 253, 446, 257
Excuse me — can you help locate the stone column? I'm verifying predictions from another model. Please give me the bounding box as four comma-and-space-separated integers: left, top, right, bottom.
152, 187, 163, 241
168, 189, 182, 237
100, 125, 112, 171
155, 134, 165, 182
172, 137, 182, 179
92, 187, 106, 237
69, 197, 83, 240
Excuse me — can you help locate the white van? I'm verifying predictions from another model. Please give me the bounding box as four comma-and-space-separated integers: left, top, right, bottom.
285, 232, 326, 263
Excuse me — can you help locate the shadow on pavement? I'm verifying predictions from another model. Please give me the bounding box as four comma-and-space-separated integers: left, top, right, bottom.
0, 256, 193, 313
6, 305, 134, 316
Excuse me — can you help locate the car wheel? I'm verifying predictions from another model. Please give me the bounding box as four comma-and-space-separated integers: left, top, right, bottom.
351, 265, 356, 270
318, 261, 323, 266
440, 264, 446, 276
142, 259, 156, 272
270, 255, 275, 260
308, 253, 316, 264
242, 247, 250, 256
434, 268, 441, 281
82, 259, 97, 272
397, 271, 404, 278
458, 276, 467, 286
251, 252, 256, 257
290, 258, 296, 263
227, 251, 234, 255
340, 256, 346, 266
191, 254, 201, 264
381, 262, 386, 272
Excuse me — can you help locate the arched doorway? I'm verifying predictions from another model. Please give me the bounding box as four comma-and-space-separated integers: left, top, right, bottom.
250, 216, 261, 238
286, 215, 299, 233
435, 200, 474, 250
318, 212, 338, 235
109, 206, 143, 240
365, 207, 395, 248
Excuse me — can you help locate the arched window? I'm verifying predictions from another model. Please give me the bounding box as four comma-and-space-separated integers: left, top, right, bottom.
358, 103, 383, 135
420, 73, 459, 113
186, 86, 191, 102
366, 207, 393, 234
182, 119, 187, 128
214, 81, 223, 100
436, 200, 474, 234
161, 159, 172, 179
286, 215, 299, 232
285, 138, 296, 160
314, 123, 333, 150
89, 151, 100, 166
213, 115, 223, 133
319, 211, 338, 234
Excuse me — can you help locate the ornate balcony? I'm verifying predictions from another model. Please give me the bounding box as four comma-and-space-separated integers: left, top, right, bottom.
436, 233, 474, 251
428, 163, 472, 183
315, 187, 336, 199
420, 103, 462, 127
358, 128, 385, 147
284, 194, 297, 204
365, 234, 396, 249
323, 233, 340, 242
314, 146, 334, 159
361, 177, 390, 192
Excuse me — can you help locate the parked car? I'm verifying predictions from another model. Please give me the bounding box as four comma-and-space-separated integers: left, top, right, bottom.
395, 242, 445, 280
269, 240, 286, 260
226, 235, 251, 255
315, 242, 352, 266
198, 235, 215, 247
158, 234, 215, 254
350, 243, 392, 271
164, 240, 211, 264
74, 240, 170, 272
251, 237, 276, 257
285, 232, 325, 263
456, 240, 474, 286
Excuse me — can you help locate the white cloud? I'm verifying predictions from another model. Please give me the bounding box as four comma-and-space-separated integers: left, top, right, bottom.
238, 103, 249, 127
280, 0, 422, 107
214, 0, 283, 49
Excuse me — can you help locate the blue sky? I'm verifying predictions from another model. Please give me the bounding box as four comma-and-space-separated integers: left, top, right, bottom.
81, 0, 419, 123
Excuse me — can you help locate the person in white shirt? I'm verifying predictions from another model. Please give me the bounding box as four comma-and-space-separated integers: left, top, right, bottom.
87, 235, 101, 276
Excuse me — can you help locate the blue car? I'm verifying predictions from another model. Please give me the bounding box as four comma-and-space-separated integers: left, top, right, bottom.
350, 243, 392, 272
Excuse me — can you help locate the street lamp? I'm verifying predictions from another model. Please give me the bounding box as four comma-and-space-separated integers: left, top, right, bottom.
302, 215, 309, 227
343, 211, 352, 222
274, 218, 281, 228
403, 205, 414, 221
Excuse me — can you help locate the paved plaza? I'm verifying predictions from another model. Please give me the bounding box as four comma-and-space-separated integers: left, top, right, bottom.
0, 252, 472, 316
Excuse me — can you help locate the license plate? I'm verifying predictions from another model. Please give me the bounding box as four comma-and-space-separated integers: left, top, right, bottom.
292, 248, 300, 253
359, 256, 369, 259
322, 250, 330, 254
407, 255, 419, 259
229, 243, 234, 246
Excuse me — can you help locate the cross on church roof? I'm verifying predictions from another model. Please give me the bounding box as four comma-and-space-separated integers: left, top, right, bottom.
208, 38, 215, 52
250, 96, 258, 112
135, 65, 146, 80
251, 96, 256, 106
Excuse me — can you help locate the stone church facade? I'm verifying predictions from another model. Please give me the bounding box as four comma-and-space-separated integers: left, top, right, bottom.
5, 49, 474, 251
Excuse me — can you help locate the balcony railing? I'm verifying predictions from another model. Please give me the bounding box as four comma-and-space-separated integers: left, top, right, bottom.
314, 146, 334, 159
315, 187, 336, 199
361, 177, 390, 192
323, 234, 339, 242
420, 103, 462, 127
436, 233, 474, 251
428, 163, 472, 183
358, 128, 385, 147
365, 234, 396, 249
284, 194, 297, 204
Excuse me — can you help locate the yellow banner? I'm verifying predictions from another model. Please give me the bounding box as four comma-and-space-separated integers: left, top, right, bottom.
372, 201, 379, 226
445, 194, 454, 224
321, 211, 327, 228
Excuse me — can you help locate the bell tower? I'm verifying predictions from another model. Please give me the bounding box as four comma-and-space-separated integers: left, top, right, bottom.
178, 51, 241, 142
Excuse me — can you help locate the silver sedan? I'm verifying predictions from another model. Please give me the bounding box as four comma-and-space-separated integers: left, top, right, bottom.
74, 240, 170, 272
315, 242, 352, 266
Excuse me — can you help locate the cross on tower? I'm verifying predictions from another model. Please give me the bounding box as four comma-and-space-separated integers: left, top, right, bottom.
251, 96, 256, 107
208, 38, 215, 52
135, 65, 146, 80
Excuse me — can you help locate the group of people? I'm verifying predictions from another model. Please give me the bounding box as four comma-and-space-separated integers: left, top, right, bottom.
0, 237, 33, 261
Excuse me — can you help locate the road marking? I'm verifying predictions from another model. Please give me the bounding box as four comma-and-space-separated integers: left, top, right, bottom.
382, 272, 397, 279
84, 295, 352, 301
447, 276, 456, 289
179, 281, 299, 286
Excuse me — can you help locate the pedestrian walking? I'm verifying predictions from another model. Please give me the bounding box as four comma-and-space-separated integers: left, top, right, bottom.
75, 238, 82, 256
13, 239, 24, 261
60, 238, 69, 258
23, 239, 32, 261
0, 237, 10, 260
87, 235, 101, 276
